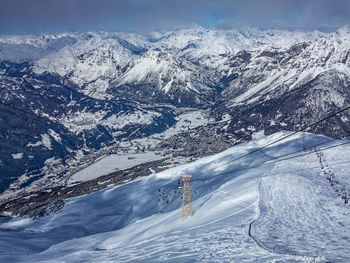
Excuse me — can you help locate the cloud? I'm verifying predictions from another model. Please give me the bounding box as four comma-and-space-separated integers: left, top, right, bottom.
0, 0, 349, 34
213, 0, 350, 31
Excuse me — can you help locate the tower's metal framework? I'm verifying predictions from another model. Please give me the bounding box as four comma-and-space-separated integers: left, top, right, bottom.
180, 175, 193, 221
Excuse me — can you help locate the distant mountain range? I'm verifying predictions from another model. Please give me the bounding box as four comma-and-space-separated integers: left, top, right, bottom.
1, 26, 350, 212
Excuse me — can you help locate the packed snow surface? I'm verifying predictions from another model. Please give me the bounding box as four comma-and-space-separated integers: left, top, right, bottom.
1, 132, 350, 262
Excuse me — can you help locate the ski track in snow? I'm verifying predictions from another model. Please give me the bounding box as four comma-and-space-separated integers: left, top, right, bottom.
1, 132, 349, 262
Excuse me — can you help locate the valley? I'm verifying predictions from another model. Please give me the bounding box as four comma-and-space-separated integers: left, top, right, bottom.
0, 27, 350, 220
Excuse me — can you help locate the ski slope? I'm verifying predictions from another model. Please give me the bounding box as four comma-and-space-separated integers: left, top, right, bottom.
1, 132, 350, 262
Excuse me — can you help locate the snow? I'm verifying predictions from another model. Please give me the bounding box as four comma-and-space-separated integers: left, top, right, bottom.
0, 218, 31, 229
155, 27, 319, 59
48, 129, 61, 143
3, 28, 350, 262
333, 63, 350, 77
26, 134, 52, 149
122, 110, 212, 160
1, 132, 349, 262
3, 27, 350, 104
104, 110, 161, 130
41, 134, 52, 150
60, 111, 103, 134
159, 110, 212, 138
280, 122, 288, 127
219, 28, 350, 107
252, 130, 265, 139
11, 153, 23, 159
32, 32, 144, 98
60, 110, 160, 134
254, 169, 350, 261
116, 50, 215, 95
67, 152, 164, 184
341, 116, 349, 122
26, 140, 42, 147
0, 42, 50, 63
233, 69, 284, 104
44, 157, 59, 166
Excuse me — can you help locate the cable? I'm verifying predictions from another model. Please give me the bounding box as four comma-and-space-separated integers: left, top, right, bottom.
258, 136, 339, 161
267, 141, 350, 164
195, 105, 350, 176
208, 140, 350, 178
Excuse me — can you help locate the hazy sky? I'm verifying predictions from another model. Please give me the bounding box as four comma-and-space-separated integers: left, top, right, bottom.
1, 0, 350, 34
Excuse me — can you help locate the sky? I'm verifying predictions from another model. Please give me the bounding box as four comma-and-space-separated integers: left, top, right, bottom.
1, 0, 350, 34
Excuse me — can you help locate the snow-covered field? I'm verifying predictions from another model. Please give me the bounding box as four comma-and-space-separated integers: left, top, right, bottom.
1, 132, 349, 262
67, 152, 164, 185
66, 110, 212, 185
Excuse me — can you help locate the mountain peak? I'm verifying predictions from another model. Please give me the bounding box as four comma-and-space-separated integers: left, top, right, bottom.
337, 25, 350, 35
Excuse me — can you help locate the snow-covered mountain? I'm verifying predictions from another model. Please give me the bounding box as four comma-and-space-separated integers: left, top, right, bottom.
217, 29, 350, 106
111, 50, 221, 106
0, 62, 175, 196
1, 26, 350, 216
1, 132, 349, 262
32, 32, 147, 99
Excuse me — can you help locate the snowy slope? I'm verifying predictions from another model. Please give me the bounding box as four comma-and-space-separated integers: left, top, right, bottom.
2, 27, 349, 104
154, 27, 320, 58
113, 50, 219, 105
1, 132, 349, 262
215, 26, 350, 107
33, 32, 147, 99
0, 33, 78, 62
